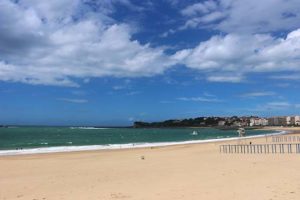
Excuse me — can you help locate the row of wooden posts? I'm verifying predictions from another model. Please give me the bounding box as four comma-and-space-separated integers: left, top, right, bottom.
271, 135, 300, 143
220, 144, 300, 154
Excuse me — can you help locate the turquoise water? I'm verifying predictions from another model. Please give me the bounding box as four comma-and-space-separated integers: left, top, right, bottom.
0, 126, 275, 151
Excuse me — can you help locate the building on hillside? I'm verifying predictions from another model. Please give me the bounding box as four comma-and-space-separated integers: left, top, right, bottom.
233, 121, 242, 126
261, 118, 268, 126
268, 116, 287, 126
286, 116, 295, 125
249, 118, 255, 126
295, 116, 300, 126
249, 118, 268, 126
218, 121, 226, 126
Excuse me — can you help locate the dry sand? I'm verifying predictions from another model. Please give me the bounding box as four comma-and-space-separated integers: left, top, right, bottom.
1, 128, 300, 200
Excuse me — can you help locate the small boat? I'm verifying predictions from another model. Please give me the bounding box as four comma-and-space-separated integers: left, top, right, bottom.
191, 130, 198, 136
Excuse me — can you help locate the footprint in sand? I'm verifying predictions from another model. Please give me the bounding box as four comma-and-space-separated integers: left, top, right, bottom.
110, 193, 130, 199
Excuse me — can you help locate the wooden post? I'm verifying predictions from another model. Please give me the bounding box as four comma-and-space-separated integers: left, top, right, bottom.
279, 144, 282, 154
272, 144, 274, 153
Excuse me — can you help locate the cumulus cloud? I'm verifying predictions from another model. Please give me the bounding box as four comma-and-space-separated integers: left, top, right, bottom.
0, 0, 174, 87
181, 1, 218, 17
1, 0, 300, 87
172, 29, 300, 82
181, 0, 300, 33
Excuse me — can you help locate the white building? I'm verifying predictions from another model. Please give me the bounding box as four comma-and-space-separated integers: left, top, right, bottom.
286, 116, 295, 125
261, 118, 268, 126
249, 118, 255, 126
218, 121, 226, 126
295, 116, 300, 126
268, 117, 287, 126
250, 118, 268, 126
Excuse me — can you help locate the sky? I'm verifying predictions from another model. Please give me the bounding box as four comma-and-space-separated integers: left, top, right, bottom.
1, 0, 300, 126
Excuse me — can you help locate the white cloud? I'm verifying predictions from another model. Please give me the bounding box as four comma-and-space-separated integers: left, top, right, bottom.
181, 1, 218, 17
206, 75, 244, 83
173, 29, 300, 82
239, 92, 276, 98
126, 91, 140, 96
112, 85, 127, 90
18, 0, 80, 22
181, 0, 300, 33
267, 102, 290, 107
248, 101, 293, 113
270, 74, 300, 80
203, 92, 216, 97
177, 96, 221, 103
58, 98, 88, 103
0, 0, 174, 87
2, 0, 300, 87
264, 102, 291, 110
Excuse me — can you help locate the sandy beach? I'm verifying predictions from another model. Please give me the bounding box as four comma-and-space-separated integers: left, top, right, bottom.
1, 128, 300, 200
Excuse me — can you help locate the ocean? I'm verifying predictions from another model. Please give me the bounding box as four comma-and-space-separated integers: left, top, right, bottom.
0, 126, 280, 155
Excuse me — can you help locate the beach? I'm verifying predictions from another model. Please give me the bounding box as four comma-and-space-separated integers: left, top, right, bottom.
1, 128, 300, 200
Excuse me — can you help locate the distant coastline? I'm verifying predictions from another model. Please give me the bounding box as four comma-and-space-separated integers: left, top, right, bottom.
133, 115, 300, 128
133, 116, 257, 129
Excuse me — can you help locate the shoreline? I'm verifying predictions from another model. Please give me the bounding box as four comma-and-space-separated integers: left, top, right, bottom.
0, 129, 288, 157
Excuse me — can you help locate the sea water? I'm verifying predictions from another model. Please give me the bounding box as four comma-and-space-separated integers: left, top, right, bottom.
0, 126, 280, 155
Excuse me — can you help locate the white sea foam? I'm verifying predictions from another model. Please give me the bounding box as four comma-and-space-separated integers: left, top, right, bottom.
70, 127, 111, 130
0, 131, 288, 156
40, 142, 48, 145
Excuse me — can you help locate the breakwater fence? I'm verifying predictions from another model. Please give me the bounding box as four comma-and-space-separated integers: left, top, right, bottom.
220, 144, 300, 154
271, 135, 300, 143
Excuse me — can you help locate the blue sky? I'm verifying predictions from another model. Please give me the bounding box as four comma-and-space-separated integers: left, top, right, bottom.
1, 0, 300, 125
